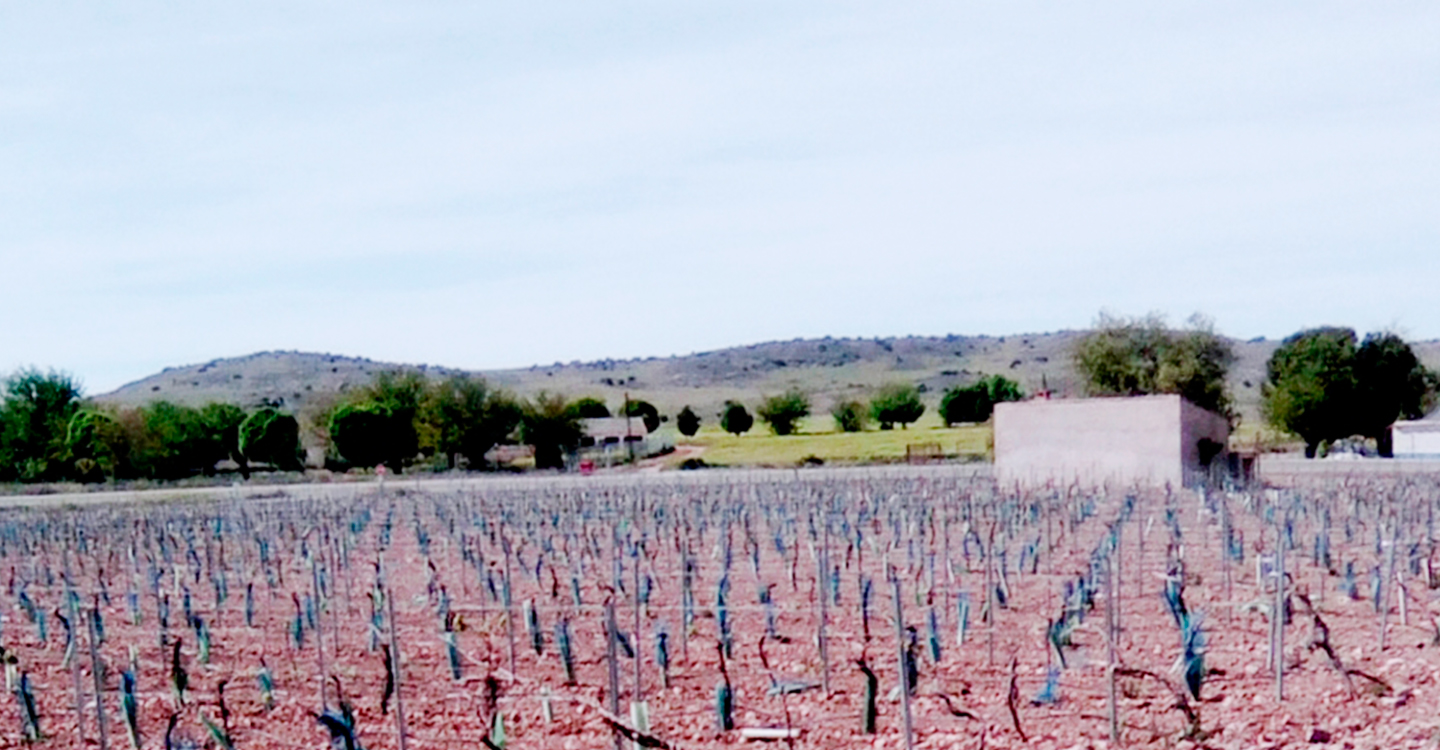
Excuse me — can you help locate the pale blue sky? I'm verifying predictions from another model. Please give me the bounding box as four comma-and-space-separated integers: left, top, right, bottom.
3, 3, 1437, 393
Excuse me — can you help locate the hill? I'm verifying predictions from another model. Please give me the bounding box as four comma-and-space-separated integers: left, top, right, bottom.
97, 334, 1102, 421
94, 334, 1440, 431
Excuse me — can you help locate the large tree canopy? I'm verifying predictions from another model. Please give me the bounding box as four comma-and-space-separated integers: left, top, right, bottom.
1263, 328, 1437, 457
0, 368, 83, 482
1072, 312, 1235, 417
423, 375, 521, 469
519, 392, 584, 470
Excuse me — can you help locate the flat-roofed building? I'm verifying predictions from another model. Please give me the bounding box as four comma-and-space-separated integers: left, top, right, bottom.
994, 394, 1229, 487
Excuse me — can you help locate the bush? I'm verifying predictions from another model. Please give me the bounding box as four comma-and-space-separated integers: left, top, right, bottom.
831, 399, 869, 432
757, 389, 810, 436
240, 408, 301, 470
676, 406, 701, 437
869, 384, 924, 430
720, 401, 754, 436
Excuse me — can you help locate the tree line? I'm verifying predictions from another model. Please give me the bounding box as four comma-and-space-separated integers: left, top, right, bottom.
1072, 313, 1438, 458
0, 367, 687, 482
687, 377, 1023, 438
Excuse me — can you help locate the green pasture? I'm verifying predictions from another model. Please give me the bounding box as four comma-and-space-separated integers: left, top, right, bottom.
681, 412, 991, 467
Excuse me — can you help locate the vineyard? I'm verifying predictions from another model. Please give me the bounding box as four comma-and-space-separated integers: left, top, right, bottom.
2, 467, 1440, 749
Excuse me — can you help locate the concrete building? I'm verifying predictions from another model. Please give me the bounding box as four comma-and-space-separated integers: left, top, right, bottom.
994, 394, 1229, 487
1392, 414, 1440, 458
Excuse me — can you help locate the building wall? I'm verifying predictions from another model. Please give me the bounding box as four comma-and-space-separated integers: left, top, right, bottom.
1393, 421, 1440, 458
994, 394, 1228, 487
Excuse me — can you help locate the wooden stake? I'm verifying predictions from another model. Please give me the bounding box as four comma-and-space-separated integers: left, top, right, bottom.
891, 573, 915, 750
385, 583, 410, 750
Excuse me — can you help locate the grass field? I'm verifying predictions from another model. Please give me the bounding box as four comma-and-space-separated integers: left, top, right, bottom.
679, 412, 990, 467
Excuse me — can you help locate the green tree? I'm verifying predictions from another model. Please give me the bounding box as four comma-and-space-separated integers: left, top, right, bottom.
330, 403, 407, 470
1072, 312, 1235, 417
720, 401, 754, 436
567, 397, 611, 419
1263, 328, 1438, 457
423, 376, 521, 469
239, 408, 301, 470
757, 389, 810, 436
676, 405, 701, 437
129, 401, 212, 480
66, 409, 126, 482
1354, 332, 1439, 454
623, 399, 662, 433
0, 368, 83, 482
869, 384, 925, 430
831, 399, 869, 432
200, 403, 250, 478
519, 392, 583, 470
939, 375, 1025, 425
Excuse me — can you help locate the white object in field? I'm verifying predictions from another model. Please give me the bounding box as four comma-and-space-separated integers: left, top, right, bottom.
740, 727, 801, 741
630, 700, 649, 750
1257, 554, 1277, 588
1392, 416, 1440, 457
540, 687, 553, 724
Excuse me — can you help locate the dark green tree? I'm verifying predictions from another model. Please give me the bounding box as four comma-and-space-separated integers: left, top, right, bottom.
831, 399, 869, 432
239, 408, 301, 470
566, 397, 611, 419
719, 401, 754, 436
1354, 332, 1439, 455
623, 399, 662, 433
200, 403, 250, 478
1072, 312, 1235, 417
939, 375, 1025, 425
519, 392, 584, 470
329, 403, 407, 470
676, 405, 701, 437
757, 389, 810, 436
869, 384, 925, 430
0, 368, 83, 482
1263, 328, 1437, 457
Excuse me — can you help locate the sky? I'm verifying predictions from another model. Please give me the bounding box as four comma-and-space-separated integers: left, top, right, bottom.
2, 3, 1437, 394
